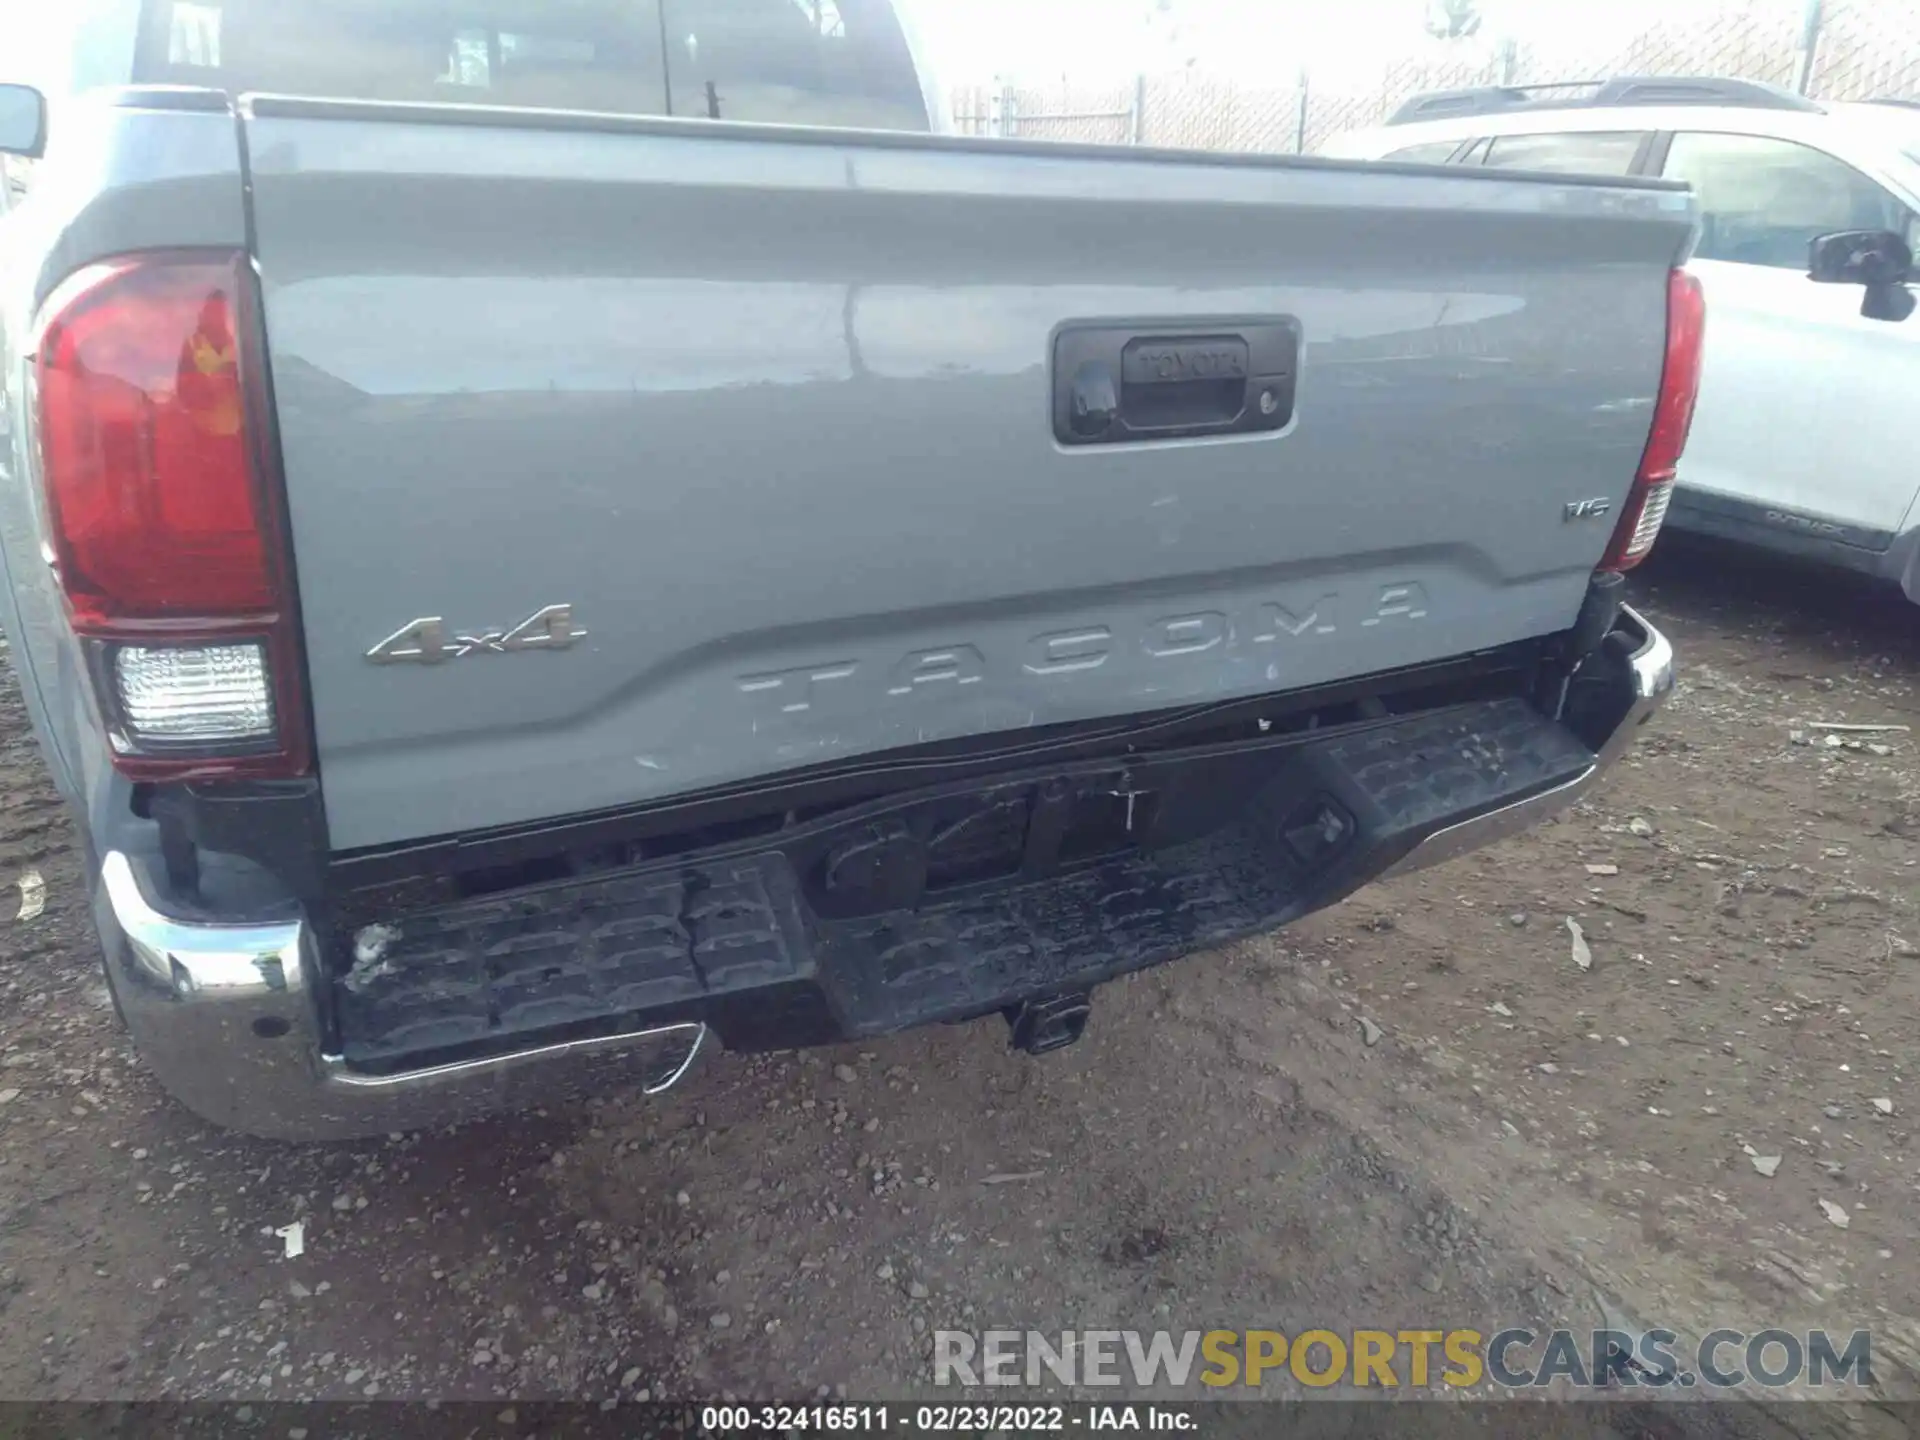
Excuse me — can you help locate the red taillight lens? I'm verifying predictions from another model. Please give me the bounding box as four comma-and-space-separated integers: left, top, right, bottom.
1639, 267, 1707, 484
1601, 268, 1706, 573
37, 257, 272, 622
33, 251, 308, 780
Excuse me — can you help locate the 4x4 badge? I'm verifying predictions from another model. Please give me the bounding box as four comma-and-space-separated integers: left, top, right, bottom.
366, 604, 587, 665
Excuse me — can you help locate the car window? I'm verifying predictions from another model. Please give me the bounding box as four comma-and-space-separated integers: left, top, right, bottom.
1481, 131, 1648, 176
1381, 140, 1462, 164
1664, 131, 1911, 269
131, 0, 932, 129
662, 0, 929, 131
134, 0, 670, 115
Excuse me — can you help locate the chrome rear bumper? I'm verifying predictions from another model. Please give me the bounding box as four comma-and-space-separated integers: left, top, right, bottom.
97, 855, 706, 1141
1381, 603, 1674, 878
97, 606, 1673, 1141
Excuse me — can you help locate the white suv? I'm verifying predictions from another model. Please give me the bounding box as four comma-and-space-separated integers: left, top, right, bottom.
1325, 77, 1920, 603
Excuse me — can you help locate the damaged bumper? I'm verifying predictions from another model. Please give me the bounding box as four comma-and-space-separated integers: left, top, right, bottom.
98, 607, 1673, 1141
96, 860, 707, 1141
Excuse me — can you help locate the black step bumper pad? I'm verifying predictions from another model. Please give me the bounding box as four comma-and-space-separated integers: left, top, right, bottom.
334, 698, 1594, 1070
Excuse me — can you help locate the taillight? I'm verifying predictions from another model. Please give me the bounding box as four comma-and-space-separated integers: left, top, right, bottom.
33, 251, 308, 780
1600, 268, 1706, 572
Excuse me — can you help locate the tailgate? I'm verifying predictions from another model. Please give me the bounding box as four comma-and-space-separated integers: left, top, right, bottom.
241, 103, 1695, 851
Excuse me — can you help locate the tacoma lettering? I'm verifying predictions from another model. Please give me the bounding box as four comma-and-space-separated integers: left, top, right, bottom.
739, 586, 1429, 719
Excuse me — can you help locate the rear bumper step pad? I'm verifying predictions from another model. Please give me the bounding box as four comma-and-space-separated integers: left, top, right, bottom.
334, 695, 1596, 1070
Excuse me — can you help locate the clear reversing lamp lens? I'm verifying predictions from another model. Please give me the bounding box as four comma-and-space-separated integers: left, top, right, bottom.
1624, 482, 1674, 562
111, 642, 276, 749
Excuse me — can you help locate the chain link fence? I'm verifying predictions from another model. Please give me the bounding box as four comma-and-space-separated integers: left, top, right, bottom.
959, 0, 1920, 155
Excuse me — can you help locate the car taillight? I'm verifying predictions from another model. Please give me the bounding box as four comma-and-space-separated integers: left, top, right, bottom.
33, 251, 308, 780
1600, 267, 1706, 573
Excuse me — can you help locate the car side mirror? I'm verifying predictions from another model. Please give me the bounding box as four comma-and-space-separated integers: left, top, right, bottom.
1809, 229, 1916, 322
0, 84, 47, 160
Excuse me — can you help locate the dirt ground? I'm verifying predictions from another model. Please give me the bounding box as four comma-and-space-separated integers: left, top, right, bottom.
0, 536, 1915, 1432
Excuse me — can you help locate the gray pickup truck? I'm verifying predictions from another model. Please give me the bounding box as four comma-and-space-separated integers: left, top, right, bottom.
0, 0, 1690, 1140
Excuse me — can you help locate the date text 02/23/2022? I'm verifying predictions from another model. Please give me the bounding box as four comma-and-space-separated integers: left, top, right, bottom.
700, 1405, 1195, 1432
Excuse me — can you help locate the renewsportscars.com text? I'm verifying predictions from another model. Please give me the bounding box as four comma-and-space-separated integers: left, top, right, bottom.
933, 1328, 1873, 1391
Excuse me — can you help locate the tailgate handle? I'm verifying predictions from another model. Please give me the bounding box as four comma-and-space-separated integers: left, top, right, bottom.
1054, 319, 1299, 446
1119, 336, 1250, 432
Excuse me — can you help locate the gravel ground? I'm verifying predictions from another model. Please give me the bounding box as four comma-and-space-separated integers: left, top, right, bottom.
0, 536, 1914, 1431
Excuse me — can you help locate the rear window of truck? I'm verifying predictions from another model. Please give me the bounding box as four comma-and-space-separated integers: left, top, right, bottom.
132, 0, 930, 131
